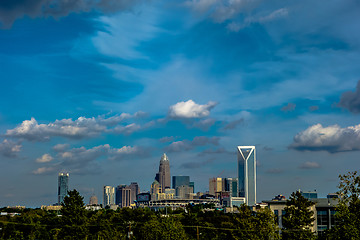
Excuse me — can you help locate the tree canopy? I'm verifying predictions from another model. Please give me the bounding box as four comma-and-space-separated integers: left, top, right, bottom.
282, 191, 315, 240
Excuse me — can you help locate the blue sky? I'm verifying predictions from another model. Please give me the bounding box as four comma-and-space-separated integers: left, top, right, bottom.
1, 0, 360, 207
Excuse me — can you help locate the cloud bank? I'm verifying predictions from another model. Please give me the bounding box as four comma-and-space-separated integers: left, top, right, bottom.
5, 113, 147, 141
338, 80, 360, 114
290, 123, 360, 153
0, 0, 144, 28
0, 139, 21, 158
33, 144, 143, 175
165, 136, 220, 152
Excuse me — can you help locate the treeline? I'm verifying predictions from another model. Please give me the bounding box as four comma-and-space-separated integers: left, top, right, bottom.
1, 171, 360, 240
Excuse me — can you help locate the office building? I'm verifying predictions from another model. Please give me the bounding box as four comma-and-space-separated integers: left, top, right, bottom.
172, 176, 190, 189
189, 182, 195, 193
58, 173, 69, 204
263, 193, 338, 236
103, 185, 115, 207
116, 185, 132, 208
209, 177, 223, 196
176, 185, 193, 199
155, 153, 171, 193
224, 178, 238, 197
237, 146, 256, 206
301, 190, 318, 200
129, 182, 140, 204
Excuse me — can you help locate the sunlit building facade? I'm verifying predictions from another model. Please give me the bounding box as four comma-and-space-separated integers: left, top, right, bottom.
103, 185, 115, 207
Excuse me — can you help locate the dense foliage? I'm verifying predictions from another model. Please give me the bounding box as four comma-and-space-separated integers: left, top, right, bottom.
0, 190, 279, 240
2, 171, 360, 239
327, 171, 360, 240
282, 191, 315, 240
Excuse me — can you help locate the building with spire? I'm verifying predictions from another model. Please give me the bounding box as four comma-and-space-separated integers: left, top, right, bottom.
155, 153, 171, 193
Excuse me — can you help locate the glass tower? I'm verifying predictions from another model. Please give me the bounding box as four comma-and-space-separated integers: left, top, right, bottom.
172, 176, 190, 189
237, 146, 256, 206
58, 173, 69, 204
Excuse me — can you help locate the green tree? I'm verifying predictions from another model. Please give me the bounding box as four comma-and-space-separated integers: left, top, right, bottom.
327, 171, 360, 239
254, 207, 280, 240
282, 191, 315, 240
58, 189, 88, 240
138, 216, 188, 240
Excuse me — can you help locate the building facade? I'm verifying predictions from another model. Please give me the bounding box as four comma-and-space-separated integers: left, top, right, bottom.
172, 176, 190, 189
155, 153, 171, 193
209, 177, 223, 196
129, 182, 140, 204
58, 173, 69, 204
116, 185, 132, 208
103, 185, 115, 207
224, 178, 238, 197
237, 146, 256, 206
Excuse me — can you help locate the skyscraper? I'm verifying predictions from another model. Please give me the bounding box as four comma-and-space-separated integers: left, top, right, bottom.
129, 182, 140, 204
172, 176, 190, 189
224, 178, 238, 197
115, 185, 132, 208
155, 153, 171, 193
209, 177, 223, 196
237, 146, 256, 206
58, 173, 69, 204
103, 186, 115, 207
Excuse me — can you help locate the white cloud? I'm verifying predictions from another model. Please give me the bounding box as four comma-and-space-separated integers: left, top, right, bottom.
169, 100, 217, 119
192, 118, 216, 130
36, 154, 53, 163
299, 161, 321, 169
113, 123, 142, 135
290, 123, 360, 153
5, 112, 149, 142
165, 136, 220, 152
32, 167, 55, 175
0, 139, 21, 158
32, 144, 144, 175
186, 0, 258, 23
227, 7, 288, 31
52, 143, 70, 152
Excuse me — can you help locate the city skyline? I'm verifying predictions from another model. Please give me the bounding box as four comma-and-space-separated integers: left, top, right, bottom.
1, 0, 360, 207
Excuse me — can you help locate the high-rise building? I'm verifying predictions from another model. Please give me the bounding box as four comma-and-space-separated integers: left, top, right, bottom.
58, 173, 69, 204
189, 182, 195, 193
176, 185, 193, 199
237, 146, 256, 206
224, 178, 238, 197
129, 182, 140, 204
209, 177, 223, 196
155, 153, 171, 193
103, 186, 115, 207
172, 176, 190, 189
116, 185, 132, 208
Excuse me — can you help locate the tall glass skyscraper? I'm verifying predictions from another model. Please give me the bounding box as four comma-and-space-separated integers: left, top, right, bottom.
172, 176, 190, 189
237, 146, 256, 206
58, 173, 69, 204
